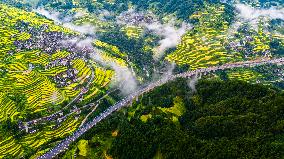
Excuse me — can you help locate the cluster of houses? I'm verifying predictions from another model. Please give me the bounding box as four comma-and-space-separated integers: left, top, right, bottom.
118, 11, 155, 25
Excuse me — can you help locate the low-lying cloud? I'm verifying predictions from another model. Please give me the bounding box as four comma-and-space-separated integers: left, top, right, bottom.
161, 62, 176, 79
89, 49, 137, 94
34, 8, 61, 23
116, 9, 191, 60
236, 3, 284, 20
187, 74, 199, 92
35, 8, 137, 94
111, 65, 137, 94
63, 23, 96, 35
234, 3, 284, 29
146, 22, 190, 60
62, 38, 137, 94
34, 8, 96, 35
61, 37, 94, 48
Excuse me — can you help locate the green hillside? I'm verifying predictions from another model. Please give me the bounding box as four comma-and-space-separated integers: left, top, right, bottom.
0, 3, 116, 158
0, 0, 283, 158
62, 79, 284, 159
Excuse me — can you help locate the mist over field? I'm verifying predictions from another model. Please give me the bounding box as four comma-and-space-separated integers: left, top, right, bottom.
0, 0, 283, 159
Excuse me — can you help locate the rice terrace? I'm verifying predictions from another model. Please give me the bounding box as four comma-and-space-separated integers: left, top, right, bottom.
0, 0, 283, 159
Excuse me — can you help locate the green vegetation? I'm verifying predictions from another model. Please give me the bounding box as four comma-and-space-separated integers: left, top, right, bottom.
121, 26, 144, 39
158, 96, 186, 117
0, 0, 283, 158
77, 140, 89, 156
0, 3, 116, 158
63, 79, 284, 159
93, 40, 129, 67
226, 69, 263, 83
166, 4, 241, 70
166, 4, 283, 71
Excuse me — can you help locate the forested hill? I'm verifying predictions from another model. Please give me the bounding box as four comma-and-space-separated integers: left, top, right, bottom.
62, 79, 284, 159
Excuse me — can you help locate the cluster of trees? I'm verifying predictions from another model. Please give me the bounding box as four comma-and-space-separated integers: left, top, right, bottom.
68, 79, 284, 159
98, 28, 157, 80
269, 19, 284, 57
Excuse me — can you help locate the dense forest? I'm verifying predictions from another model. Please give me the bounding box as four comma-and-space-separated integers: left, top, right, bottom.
62, 79, 284, 159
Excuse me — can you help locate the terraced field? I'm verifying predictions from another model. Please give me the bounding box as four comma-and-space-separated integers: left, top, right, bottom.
0, 136, 24, 158
94, 40, 129, 67
166, 4, 282, 69
73, 14, 115, 33
121, 26, 144, 39
0, 3, 117, 158
165, 3, 283, 84
227, 69, 263, 83
166, 4, 241, 69
0, 92, 18, 122
0, 1, 283, 158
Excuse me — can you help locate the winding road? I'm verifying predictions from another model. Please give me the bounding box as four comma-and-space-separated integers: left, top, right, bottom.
23, 65, 95, 128
38, 57, 284, 159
